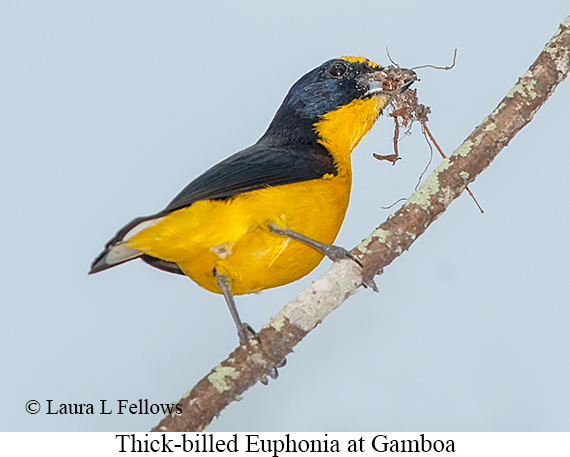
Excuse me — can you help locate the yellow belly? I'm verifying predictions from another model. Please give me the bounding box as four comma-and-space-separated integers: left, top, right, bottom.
125, 174, 351, 295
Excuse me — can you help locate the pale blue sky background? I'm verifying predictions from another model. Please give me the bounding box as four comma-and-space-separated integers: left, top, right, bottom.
1, 2, 569, 432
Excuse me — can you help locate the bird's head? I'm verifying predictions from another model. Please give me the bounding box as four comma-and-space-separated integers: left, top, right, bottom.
263, 56, 406, 153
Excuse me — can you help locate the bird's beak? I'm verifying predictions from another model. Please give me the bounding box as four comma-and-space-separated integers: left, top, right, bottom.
364, 80, 388, 97
363, 69, 416, 97
400, 78, 415, 92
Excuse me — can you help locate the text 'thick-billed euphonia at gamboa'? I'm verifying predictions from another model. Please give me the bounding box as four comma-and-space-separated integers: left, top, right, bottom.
90, 56, 408, 344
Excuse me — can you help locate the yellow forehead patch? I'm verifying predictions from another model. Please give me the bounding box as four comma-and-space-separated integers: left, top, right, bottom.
340, 55, 382, 69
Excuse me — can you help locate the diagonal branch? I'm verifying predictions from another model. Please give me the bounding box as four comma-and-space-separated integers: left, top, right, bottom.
151, 15, 570, 432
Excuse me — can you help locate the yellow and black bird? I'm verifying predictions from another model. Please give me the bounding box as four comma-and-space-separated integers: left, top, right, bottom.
90, 56, 399, 344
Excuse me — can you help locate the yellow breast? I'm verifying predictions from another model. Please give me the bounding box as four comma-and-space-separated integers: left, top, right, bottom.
126, 173, 351, 294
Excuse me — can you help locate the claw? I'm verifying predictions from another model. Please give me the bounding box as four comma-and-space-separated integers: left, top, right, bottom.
260, 377, 269, 386
361, 268, 382, 293
346, 252, 363, 268
362, 276, 379, 292
268, 367, 279, 379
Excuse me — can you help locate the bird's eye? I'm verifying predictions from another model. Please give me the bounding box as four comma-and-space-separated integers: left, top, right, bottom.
328, 62, 347, 78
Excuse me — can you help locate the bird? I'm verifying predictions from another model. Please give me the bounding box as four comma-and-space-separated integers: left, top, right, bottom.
90, 56, 400, 344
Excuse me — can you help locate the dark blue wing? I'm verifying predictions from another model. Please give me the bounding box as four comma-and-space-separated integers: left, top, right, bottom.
162, 141, 336, 213
101, 141, 337, 251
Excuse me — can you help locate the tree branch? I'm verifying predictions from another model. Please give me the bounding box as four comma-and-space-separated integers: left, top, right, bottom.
151, 15, 570, 432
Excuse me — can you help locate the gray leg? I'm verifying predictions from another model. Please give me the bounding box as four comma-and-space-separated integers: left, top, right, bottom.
267, 223, 362, 267
216, 269, 289, 381
215, 270, 253, 345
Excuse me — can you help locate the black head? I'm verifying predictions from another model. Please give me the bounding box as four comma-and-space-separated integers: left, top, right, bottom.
261, 56, 386, 145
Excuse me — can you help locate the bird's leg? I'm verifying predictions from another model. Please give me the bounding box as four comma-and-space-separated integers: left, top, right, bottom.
215, 270, 285, 383
267, 222, 380, 291
267, 223, 362, 267
215, 270, 256, 345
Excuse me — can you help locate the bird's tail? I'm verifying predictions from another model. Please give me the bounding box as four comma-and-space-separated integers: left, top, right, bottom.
89, 215, 165, 274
